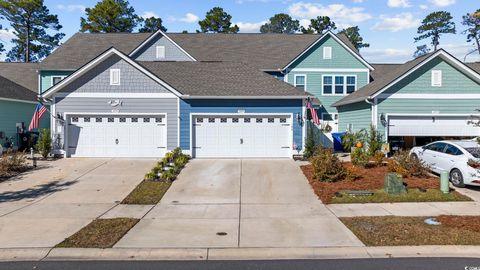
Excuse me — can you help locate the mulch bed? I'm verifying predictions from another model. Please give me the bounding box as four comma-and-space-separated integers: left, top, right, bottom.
341, 216, 480, 246
301, 163, 440, 204
122, 180, 171, 205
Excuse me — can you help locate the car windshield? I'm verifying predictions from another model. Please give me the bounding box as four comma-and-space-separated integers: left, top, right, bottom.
465, 147, 480, 158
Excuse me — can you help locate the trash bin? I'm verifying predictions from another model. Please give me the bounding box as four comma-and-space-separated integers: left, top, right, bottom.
332, 132, 346, 152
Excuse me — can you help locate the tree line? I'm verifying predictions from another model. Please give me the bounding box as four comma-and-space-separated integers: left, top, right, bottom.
0, 0, 478, 62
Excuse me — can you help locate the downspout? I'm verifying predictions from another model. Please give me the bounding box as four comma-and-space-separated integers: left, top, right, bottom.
365, 97, 375, 128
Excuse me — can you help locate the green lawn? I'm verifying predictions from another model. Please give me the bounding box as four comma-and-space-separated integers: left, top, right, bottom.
331, 188, 472, 204
56, 218, 139, 248
122, 180, 171, 205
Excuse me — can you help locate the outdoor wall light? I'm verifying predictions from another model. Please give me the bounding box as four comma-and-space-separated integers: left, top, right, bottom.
380, 113, 387, 127
296, 113, 304, 125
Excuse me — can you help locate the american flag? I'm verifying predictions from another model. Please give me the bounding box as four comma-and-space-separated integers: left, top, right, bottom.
28, 103, 47, 131
306, 100, 320, 125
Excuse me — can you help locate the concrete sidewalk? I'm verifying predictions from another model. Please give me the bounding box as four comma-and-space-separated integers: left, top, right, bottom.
327, 201, 480, 217
0, 246, 479, 261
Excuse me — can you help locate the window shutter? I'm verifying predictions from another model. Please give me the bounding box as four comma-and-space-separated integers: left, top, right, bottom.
431, 70, 442, 87
156, 46, 166, 59
323, 47, 332, 59
110, 69, 120, 85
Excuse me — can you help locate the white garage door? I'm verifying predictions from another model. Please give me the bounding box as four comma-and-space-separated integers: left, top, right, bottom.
389, 115, 480, 137
192, 115, 292, 158
67, 115, 167, 158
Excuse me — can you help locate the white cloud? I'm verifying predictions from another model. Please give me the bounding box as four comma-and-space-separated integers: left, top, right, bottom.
142, 11, 159, 19
236, 21, 268, 32
362, 47, 412, 62
179, 13, 199, 23
387, 0, 411, 8
0, 28, 15, 42
287, 2, 372, 28
352, 0, 364, 3
419, 4, 428, 9
372, 13, 420, 32
56, 4, 85, 13
441, 43, 480, 62
168, 13, 199, 23
428, 0, 456, 7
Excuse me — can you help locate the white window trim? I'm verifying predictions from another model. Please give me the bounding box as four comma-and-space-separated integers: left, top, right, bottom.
110, 69, 121, 85
431, 70, 442, 87
321, 74, 357, 96
156, 45, 166, 59
323, 46, 332, 60
51, 76, 67, 87
294, 74, 307, 91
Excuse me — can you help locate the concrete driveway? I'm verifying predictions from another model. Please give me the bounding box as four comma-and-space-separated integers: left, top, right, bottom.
0, 158, 155, 248
116, 160, 363, 248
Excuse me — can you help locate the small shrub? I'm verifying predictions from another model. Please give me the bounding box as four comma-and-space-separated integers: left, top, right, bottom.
174, 155, 189, 168
35, 128, 52, 159
144, 171, 157, 181
346, 165, 362, 181
366, 125, 383, 157
351, 147, 369, 167
310, 148, 346, 182
171, 147, 182, 159
304, 123, 317, 159
161, 170, 176, 182
371, 151, 385, 167
151, 166, 162, 175
387, 150, 430, 178
164, 152, 174, 163
342, 131, 363, 152
0, 150, 28, 177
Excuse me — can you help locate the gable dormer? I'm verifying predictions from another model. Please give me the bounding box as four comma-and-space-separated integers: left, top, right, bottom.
130, 30, 196, 62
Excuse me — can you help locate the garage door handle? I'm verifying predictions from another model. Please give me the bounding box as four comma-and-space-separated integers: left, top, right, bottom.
157, 124, 166, 126
240, 138, 243, 144
157, 147, 166, 149
281, 146, 290, 149
281, 124, 290, 126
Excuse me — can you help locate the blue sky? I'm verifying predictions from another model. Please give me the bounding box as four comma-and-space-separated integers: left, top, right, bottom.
0, 0, 478, 63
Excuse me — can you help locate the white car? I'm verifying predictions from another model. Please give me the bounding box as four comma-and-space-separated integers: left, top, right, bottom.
410, 140, 480, 187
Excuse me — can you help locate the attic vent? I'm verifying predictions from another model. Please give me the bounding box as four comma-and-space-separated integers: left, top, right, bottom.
323, 47, 332, 59
110, 69, 120, 85
156, 46, 165, 59
431, 70, 442, 87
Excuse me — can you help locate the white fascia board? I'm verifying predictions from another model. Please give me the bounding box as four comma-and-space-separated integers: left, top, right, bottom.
54, 92, 178, 98
182, 95, 310, 99
0, 97, 37, 104
129, 30, 196, 61
377, 93, 480, 99
281, 31, 374, 71
41, 48, 185, 99
290, 68, 370, 72
371, 50, 480, 100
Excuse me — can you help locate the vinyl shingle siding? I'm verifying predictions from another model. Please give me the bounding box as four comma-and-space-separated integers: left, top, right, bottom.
287, 35, 368, 70
131, 34, 193, 61
59, 55, 171, 94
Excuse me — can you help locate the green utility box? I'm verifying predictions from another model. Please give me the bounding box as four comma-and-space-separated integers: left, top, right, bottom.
384, 173, 407, 194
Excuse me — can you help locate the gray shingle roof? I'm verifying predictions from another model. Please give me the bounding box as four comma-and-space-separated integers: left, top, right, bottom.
0, 75, 37, 101
0, 62, 39, 92
332, 53, 434, 107
139, 61, 309, 97
467, 62, 480, 74
40, 32, 152, 70
371, 63, 402, 80
40, 32, 363, 71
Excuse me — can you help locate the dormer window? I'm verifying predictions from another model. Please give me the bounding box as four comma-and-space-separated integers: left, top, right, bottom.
431, 70, 442, 87
294, 75, 306, 91
323, 47, 332, 59
156, 46, 166, 59
110, 69, 120, 85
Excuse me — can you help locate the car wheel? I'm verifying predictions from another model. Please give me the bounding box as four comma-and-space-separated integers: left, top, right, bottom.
411, 153, 419, 160
450, 168, 465, 188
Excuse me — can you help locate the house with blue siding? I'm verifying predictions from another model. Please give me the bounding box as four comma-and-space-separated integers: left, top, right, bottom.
27, 29, 480, 158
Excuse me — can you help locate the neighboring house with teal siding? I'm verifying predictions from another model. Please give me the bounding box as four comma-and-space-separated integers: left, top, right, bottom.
281, 32, 374, 146
333, 49, 480, 148
0, 63, 49, 149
